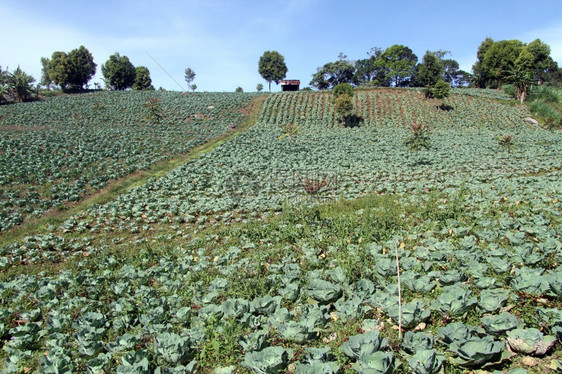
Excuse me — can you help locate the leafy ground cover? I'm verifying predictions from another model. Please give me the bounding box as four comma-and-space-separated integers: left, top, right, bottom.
0, 91, 261, 232
0, 88, 560, 372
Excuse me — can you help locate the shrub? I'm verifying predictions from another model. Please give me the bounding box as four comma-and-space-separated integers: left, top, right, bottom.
404, 122, 430, 151
433, 80, 451, 100
529, 99, 561, 128
497, 134, 515, 151
332, 82, 354, 102
143, 97, 163, 124
332, 83, 355, 126
423, 80, 451, 104
334, 95, 354, 126
501, 84, 516, 99
2, 66, 37, 103
529, 85, 560, 104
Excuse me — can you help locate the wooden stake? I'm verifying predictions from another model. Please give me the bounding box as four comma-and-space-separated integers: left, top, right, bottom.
394, 239, 402, 342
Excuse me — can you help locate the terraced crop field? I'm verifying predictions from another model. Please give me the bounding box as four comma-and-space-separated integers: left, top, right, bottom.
0, 91, 260, 232
0, 89, 560, 373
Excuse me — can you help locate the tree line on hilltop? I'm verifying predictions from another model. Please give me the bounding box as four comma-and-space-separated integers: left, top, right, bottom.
259, 39, 560, 100
1, 38, 561, 105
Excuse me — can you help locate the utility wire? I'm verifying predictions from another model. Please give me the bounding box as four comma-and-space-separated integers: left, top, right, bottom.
144, 50, 186, 91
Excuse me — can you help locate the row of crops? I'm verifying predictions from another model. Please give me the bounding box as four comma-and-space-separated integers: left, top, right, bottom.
0, 89, 560, 372
259, 89, 530, 129
0, 91, 260, 231
1, 199, 560, 372
0, 176, 560, 372
59, 114, 561, 235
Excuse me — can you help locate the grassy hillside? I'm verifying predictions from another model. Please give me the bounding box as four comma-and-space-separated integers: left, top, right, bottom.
0, 89, 560, 373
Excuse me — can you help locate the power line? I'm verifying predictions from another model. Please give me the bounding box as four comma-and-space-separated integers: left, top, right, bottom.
144, 50, 186, 91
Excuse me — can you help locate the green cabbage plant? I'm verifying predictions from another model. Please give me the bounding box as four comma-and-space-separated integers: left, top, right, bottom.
306, 279, 342, 304
449, 336, 505, 367
401, 331, 435, 354
406, 349, 445, 374
433, 285, 477, 316
480, 312, 520, 336
242, 346, 293, 374
352, 351, 395, 374
506, 328, 557, 355
340, 330, 389, 359
294, 347, 340, 374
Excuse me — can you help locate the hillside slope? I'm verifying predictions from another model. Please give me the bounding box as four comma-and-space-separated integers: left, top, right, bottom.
0, 89, 560, 373
63, 88, 562, 234
261, 88, 530, 129
0, 91, 260, 231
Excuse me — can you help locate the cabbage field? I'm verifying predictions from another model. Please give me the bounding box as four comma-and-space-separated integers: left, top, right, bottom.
0, 91, 260, 232
0, 88, 560, 373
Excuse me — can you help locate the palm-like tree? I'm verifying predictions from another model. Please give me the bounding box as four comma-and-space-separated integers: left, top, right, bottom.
505, 66, 535, 104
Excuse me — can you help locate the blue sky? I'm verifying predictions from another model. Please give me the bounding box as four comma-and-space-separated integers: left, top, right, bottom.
2, 0, 562, 92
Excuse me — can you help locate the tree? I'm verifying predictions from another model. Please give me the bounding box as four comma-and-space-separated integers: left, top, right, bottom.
190, 84, 197, 92
45, 46, 96, 90
101, 53, 136, 90
258, 51, 288, 91
67, 46, 96, 89
352, 47, 393, 87
441, 59, 471, 87
47, 51, 71, 90
472, 37, 495, 88
7, 66, 36, 102
133, 66, 154, 90
472, 38, 524, 88
472, 37, 558, 89
0, 66, 10, 103
375, 45, 418, 87
415, 51, 444, 89
40, 57, 53, 90
256, 83, 264, 92
184, 68, 196, 91
525, 39, 557, 84
508, 49, 535, 104
235, 86, 244, 93
353, 56, 377, 86
310, 59, 355, 90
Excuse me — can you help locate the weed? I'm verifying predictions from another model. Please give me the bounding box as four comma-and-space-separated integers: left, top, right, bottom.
404, 122, 430, 151
197, 317, 245, 368
302, 178, 330, 195
279, 122, 301, 141
143, 97, 163, 124
497, 134, 515, 151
